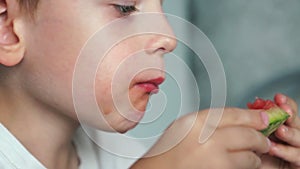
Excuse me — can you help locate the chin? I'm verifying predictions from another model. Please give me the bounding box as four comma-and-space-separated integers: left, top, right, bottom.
113, 120, 140, 133
103, 109, 144, 133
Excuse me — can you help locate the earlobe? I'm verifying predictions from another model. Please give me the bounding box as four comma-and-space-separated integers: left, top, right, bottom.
0, 0, 24, 67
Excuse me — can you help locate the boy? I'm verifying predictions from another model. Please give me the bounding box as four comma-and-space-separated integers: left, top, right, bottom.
0, 0, 299, 168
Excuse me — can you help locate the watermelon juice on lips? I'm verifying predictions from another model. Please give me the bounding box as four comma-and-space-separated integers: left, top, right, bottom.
135, 77, 165, 94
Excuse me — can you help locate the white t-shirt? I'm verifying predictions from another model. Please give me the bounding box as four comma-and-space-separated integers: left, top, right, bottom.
0, 123, 46, 169
0, 124, 142, 169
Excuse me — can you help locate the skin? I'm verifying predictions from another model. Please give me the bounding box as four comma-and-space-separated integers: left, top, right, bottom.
259, 93, 300, 169
132, 94, 300, 169
0, 0, 176, 168
0, 0, 299, 169
132, 108, 271, 169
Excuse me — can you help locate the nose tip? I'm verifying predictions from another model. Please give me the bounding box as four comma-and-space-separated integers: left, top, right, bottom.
162, 35, 178, 53
144, 14, 178, 55
145, 33, 177, 55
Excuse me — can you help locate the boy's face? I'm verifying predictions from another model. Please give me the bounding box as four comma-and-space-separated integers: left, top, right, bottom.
17, 0, 176, 132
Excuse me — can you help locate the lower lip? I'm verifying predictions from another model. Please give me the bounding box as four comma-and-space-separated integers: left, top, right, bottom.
136, 83, 159, 94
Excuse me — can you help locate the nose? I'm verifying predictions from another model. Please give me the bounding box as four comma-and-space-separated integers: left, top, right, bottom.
144, 17, 177, 55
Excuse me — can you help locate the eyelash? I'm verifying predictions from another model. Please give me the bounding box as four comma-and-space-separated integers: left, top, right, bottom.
113, 4, 138, 16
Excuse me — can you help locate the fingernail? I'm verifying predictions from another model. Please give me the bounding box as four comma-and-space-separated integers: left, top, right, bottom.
281, 125, 288, 133
280, 94, 287, 104
261, 111, 269, 127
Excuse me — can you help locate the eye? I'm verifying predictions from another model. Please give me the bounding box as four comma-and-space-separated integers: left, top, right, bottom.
114, 4, 138, 16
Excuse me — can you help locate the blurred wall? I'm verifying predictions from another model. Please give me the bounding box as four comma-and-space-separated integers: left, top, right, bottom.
190, 0, 300, 109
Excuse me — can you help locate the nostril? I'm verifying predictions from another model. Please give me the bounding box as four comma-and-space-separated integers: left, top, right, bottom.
145, 35, 177, 55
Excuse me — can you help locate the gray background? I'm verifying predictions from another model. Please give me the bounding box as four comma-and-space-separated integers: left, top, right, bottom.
188, 0, 300, 109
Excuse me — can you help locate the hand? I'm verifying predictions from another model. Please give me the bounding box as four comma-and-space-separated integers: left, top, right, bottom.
264, 93, 300, 169
259, 155, 287, 169
131, 108, 271, 169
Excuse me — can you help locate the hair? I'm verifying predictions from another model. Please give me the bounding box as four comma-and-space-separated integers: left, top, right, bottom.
17, 0, 39, 14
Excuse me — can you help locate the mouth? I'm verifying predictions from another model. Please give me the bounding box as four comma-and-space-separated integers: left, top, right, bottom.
134, 77, 165, 94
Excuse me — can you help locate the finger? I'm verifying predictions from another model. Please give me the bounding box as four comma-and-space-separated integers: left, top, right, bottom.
291, 116, 300, 130
279, 103, 300, 130
230, 151, 261, 169
275, 94, 300, 128
259, 155, 284, 169
280, 103, 298, 125
218, 108, 269, 130
285, 95, 298, 114
274, 93, 288, 105
215, 127, 270, 154
274, 93, 298, 112
275, 125, 300, 147
274, 93, 298, 113
270, 142, 300, 167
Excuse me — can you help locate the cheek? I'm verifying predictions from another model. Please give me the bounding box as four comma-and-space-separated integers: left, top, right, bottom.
21, 1, 101, 86
22, 20, 88, 81
95, 72, 114, 115
94, 49, 125, 115
94, 46, 151, 117
21, 24, 84, 98
19, 18, 96, 119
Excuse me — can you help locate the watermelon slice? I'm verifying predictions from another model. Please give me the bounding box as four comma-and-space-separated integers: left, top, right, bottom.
247, 98, 290, 136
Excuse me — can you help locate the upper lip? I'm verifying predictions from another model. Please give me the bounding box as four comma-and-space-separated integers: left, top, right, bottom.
135, 77, 165, 86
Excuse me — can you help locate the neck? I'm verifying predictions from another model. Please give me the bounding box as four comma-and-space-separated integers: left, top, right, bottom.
0, 85, 80, 169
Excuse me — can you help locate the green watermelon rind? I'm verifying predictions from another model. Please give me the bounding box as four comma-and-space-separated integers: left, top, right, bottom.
260, 108, 290, 136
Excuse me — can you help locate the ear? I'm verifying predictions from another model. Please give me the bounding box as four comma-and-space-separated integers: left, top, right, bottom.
0, 0, 24, 67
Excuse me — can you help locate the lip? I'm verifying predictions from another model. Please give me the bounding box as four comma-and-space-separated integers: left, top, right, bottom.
135, 77, 165, 94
